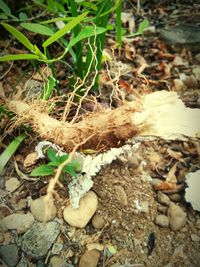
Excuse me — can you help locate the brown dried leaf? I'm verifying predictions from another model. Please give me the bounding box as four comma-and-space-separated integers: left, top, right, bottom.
124, 43, 136, 60
167, 148, 183, 161
24, 152, 38, 168
166, 163, 178, 184
155, 181, 183, 193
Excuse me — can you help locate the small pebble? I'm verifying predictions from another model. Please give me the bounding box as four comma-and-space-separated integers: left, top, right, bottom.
63, 191, 98, 228
154, 214, 169, 228
168, 203, 187, 231
79, 249, 100, 267
157, 205, 168, 214
157, 192, 170, 206
5, 177, 20, 193
127, 155, 140, 169
114, 185, 128, 206
192, 67, 200, 81
30, 195, 57, 222
92, 214, 105, 229
1, 212, 34, 234
0, 233, 4, 243
16, 199, 27, 211
191, 234, 200, 242
173, 79, 185, 91
0, 244, 19, 267
168, 194, 182, 202
141, 201, 149, 213
49, 256, 65, 267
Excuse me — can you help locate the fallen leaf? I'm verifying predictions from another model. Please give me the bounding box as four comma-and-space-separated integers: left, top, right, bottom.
121, 12, 135, 33
166, 163, 178, 184
167, 148, 183, 161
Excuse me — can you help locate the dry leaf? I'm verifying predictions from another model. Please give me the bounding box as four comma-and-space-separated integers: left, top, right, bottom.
166, 163, 178, 184
167, 148, 183, 161
124, 43, 136, 60
24, 152, 39, 168
121, 12, 135, 33
155, 181, 183, 192
118, 80, 133, 94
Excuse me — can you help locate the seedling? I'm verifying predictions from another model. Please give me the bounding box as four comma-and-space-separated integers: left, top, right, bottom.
30, 148, 81, 178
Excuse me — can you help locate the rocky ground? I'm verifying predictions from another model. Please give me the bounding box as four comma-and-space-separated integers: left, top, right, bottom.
0, 1, 200, 267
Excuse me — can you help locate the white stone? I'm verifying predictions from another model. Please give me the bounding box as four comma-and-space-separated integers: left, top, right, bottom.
168, 203, 186, 231
1, 213, 34, 234
63, 191, 98, 228
185, 170, 200, 211
30, 195, 57, 222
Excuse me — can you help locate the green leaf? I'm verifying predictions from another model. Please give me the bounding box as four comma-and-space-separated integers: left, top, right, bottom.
63, 165, 77, 177
42, 11, 88, 48
0, 54, 39, 62
0, 13, 8, 19
19, 12, 28, 22
0, 0, 11, 15
30, 165, 55, 176
0, 134, 26, 175
21, 22, 54, 36
46, 148, 57, 162
48, 161, 59, 167
1, 23, 34, 52
138, 18, 149, 33
57, 154, 69, 163
79, 1, 98, 11
67, 160, 81, 172
68, 25, 107, 49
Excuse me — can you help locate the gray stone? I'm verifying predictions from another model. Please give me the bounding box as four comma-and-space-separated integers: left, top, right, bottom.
21, 221, 60, 259
0, 244, 19, 267
159, 25, 200, 52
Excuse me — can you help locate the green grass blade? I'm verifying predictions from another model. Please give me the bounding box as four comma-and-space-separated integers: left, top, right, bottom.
0, 0, 11, 15
68, 26, 107, 49
21, 22, 54, 36
42, 11, 88, 48
68, 0, 83, 78
116, 0, 122, 47
1, 23, 34, 52
0, 134, 26, 174
0, 54, 39, 61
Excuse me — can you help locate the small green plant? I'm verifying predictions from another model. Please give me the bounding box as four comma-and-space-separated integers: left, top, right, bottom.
30, 148, 81, 178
